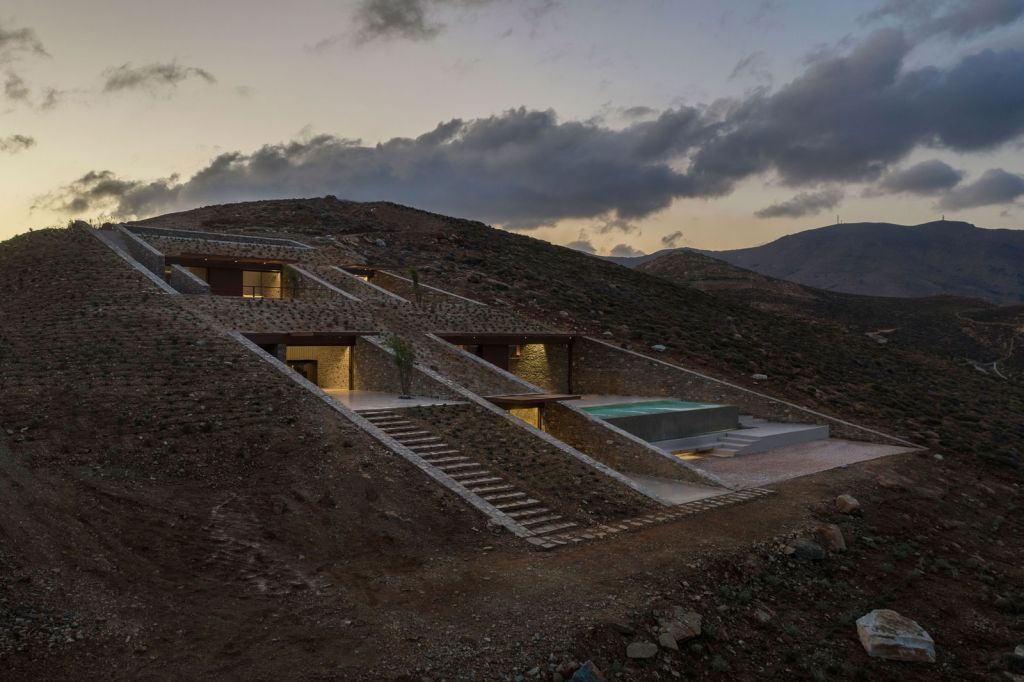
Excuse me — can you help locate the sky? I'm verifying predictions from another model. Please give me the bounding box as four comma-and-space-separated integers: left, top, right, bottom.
2, 0, 1023, 254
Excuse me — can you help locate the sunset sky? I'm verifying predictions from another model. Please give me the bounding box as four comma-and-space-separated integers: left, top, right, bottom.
2, 0, 1023, 253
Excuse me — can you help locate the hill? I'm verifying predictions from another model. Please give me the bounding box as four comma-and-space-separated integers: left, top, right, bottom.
700, 220, 1024, 304
1, 198, 1022, 680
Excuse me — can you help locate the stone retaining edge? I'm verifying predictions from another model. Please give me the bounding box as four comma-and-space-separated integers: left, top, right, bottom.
80, 224, 179, 295
330, 265, 409, 303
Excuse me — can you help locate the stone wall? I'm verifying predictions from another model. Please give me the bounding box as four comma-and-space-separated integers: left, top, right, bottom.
352, 336, 459, 399
421, 334, 537, 396
181, 296, 378, 332
313, 266, 408, 303
542, 402, 708, 483
168, 264, 211, 295
286, 345, 350, 389
375, 270, 480, 305
117, 225, 165, 278
573, 337, 912, 445
285, 264, 358, 302
127, 224, 312, 249
509, 343, 569, 393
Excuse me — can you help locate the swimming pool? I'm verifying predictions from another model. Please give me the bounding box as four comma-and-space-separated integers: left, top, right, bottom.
581, 399, 720, 419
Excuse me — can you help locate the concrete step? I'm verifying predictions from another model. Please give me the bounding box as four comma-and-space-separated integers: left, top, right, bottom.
481, 491, 526, 502
507, 507, 552, 519
436, 462, 482, 472
407, 443, 451, 451
423, 456, 470, 465
518, 513, 562, 526
468, 484, 515, 494
420, 450, 461, 458
458, 476, 503, 487
494, 498, 541, 511
369, 419, 411, 427
448, 470, 490, 481
381, 428, 429, 436
530, 521, 578, 535
397, 436, 443, 445
359, 410, 396, 417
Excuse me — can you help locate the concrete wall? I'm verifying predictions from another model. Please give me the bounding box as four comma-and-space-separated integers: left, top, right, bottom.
286, 345, 350, 389
601, 405, 740, 442
168, 264, 211, 295
573, 337, 913, 446
508, 343, 569, 393
117, 225, 165, 278
542, 402, 702, 481
352, 336, 459, 399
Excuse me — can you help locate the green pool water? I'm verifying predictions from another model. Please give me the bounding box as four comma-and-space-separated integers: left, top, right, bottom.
581, 399, 718, 419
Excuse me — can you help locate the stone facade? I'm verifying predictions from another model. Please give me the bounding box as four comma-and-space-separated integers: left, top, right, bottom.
352, 336, 458, 399
285, 345, 351, 389
509, 343, 570, 393
168, 264, 211, 295
573, 337, 911, 445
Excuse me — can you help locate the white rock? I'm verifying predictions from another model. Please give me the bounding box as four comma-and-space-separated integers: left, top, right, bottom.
856, 610, 935, 663
651, 344, 666, 352
751, 373, 768, 381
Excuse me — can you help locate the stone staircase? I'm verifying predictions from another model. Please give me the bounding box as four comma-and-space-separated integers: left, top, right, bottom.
358, 408, 578, 537
713, 422, 830, 456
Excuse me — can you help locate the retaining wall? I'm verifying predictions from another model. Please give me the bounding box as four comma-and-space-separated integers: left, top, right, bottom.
573, 337, 914, 446
116, 225, 165, 278
168, 264, 211, 295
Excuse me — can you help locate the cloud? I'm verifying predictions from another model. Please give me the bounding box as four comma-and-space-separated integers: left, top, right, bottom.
660, 230, 684, 248
688, 29, 1024, 192
609, 243, 644, 257
621, 105, 656, 119
729, 51, 772, 82
939, 168, 1024, 209
876, 159, 965, 195
592, 215, 640, 235
0, 134, 35, 153
863, 0, 1024, 40
39, 29, 1024, 228
341, 0, 557, 45
566, 239, 596, 254
38, 108, 715, 225
0, 23, 47, 63
755, 188, 844, 219
4, 71, 29, 101
102, 62, 216, 93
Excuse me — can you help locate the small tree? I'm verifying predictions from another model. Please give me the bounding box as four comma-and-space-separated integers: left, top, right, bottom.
408, 267, 423, 305
384, 335, 415, 398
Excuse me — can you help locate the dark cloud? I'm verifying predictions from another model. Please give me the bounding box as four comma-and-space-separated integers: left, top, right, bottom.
689, 29, 1024, 192
592, 215, 640, 235
38, 107, 714, 225
755, 188, 844, 219
729, 51, 771, 82
660, 230, 685, 248
621, 105, 656, 119
939, 168, 1024, 209
40, 29, 1024, 227
102, 62, 216, 93
0, 134, 35, 153
346, 0, 557, 45
863, 0, 1024, 40
0, 23, 47, 62
876, 159, 965, 195
610, 243, 644, 258
566, 239, 596, 254
4, 72, 29, 101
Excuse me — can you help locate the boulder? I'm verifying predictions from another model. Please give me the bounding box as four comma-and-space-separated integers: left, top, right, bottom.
835, 494, 861, 514
660, 609, 701, 641
570, 661, 605, 682
751, 373, 768, 381
626, 641, 659, 659
856, 610, 935, 663
651, 344, 666, 352
815, 523, 847, 552
789, 539, 826, 561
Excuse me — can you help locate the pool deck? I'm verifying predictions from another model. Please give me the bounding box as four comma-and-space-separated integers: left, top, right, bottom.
693, 438, 920, 488
623, 473, 731, 504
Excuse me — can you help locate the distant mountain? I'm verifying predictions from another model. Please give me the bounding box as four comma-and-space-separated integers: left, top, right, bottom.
603, 247, 686, 268
699, 220, 1024, 304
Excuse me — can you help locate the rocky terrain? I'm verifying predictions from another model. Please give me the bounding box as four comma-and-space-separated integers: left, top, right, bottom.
700, 220, 1024, 304
1, 198, 1022, 680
